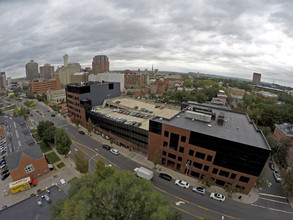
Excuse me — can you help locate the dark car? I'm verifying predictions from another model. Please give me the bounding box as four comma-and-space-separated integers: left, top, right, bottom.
102, 145, 111, 150
79, 131, 85, 135
1, 172, 10, 180
0, 160, 6, 166
269, 162, 275, 170
1, 169, 9, 176
159, 173, 172, 181
51, 114, 56, 117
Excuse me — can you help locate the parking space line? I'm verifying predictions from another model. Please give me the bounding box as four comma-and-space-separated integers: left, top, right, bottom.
259, 197, 289, 205
259, 193, 287, 199
251, 204, 293, 214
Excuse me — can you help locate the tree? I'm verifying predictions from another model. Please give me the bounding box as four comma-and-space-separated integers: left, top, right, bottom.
95, 158, 115, 179
275, 138, 291, 165
280, 167, 293, 196
72, 118, 80, 127
199, 175, 215, 188
74, 151, 89, 174
54, 128, 72, 155
153, 150, 160, 169
14, 107, 30, 120
87, 118, 93, 135
37, 121, 54, 139
50, 170, 182, 220
255, 169, 269, 189
43, 126, 56, 143
224, 184, 240, 198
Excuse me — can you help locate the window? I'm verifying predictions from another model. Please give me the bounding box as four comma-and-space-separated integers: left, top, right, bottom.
163, 151, 167, 156
239, 176, 250, 183
236, 185, 245, 191
230, 173, 236, 179
169, 133, 179, 151
212, 168, 218, 174
109, 83, 114, 90
162, 158, 166, 165
219, 170, 230, 177
149, 121, 162, 135
207, 155, 213, 162
24, 164, 35, 174
195, 152, 205, 159
178, 156, 182, 162
215, 179, 226, 186
204, 165, 209, 171
164, 131, 169, 137
179, 147, 184, 153
181, 136, 186, 143
191, 171, 200, 178
189, 149, 194, 156
193, 162, 202, 169
163, 141, 168, 147
168, 153, 176, 160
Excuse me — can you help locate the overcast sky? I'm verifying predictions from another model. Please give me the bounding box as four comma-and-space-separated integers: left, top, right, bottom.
1, 0, 293, 87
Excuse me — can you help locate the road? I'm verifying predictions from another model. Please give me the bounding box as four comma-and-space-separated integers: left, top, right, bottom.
26, 99, 293, 220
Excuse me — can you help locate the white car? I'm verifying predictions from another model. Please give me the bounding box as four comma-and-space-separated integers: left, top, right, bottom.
273, 171, 282, 183
110, 149, 119, 155
210, 192, 225, 202
175, 180, 190, 189
192, 186, 206, 195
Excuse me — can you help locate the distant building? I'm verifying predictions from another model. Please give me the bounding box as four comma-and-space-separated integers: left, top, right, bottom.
88, 72, 125, 91
40, 64, 54, 79
71, 72, 89, 83
66, 81, 120, 127
123, 70, 147, 89
56, 54, 81, 86
0, 72, 7, 88
25, 60, 39, 80
1, 116, 49, 181
30, 78, 61, 94
252, 72, 261, 85
92, 55, 109, 74
46, 89, 66, 105
228, 87, 246, 100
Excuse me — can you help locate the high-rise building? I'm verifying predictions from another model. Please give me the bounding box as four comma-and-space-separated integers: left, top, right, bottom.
30, 78, 61, 94
92, 55, 109, 74
0, 72, 7, 88
40, 64, 54, 79
25, 60, 39, 80
252, 72, 261, 85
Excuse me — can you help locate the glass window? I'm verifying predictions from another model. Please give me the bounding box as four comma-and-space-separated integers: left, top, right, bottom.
163, 141, 168, 147
179, 147, 184, 153
24, 164, 35, 174
207, 155, 213, 162
178, 156, 182, 162
193, 161, 202, 169
212, 168, 218, 174
204, 165, 209, 171
181, 136, 186, 143
169, 133, 179, 151
168, 153, 176, 159
163, 151, 167, 156
164, 131, 169, 137
215, 179, 226, 186
219, 170, 230, 177
230, 173, 236, 179
239, 176, 250, 183
195, 152, 205, 159
189, 149, 194, 156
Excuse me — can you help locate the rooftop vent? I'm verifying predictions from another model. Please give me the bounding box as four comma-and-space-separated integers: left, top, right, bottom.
185, 110, 212, 123
217, 112, 225, 126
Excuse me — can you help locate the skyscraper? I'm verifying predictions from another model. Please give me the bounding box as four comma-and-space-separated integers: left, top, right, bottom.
252, 72, 261, 85
0, 72, 7, 88
40, 64, 54, 79
25, 60, 39, 80
92, 55, 109, 74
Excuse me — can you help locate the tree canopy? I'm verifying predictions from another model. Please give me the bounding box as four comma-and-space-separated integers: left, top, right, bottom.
54, 128, 72, 155
37, 121, 54, 139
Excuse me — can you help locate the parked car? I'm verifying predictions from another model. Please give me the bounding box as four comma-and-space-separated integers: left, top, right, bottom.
102, 145, 111, 150
175, 180, 190, 189
269, 162, 275, 170
192, 186, 206, 195
159, 173, 172, 181
1, 169, 9, 176
0, 160, 6, 166
37, 198, 43, 206
60, 179, 66, 185
51, 114, 55, 117
0, 164, 7, 170
1, 172, 10, 181
210, 193, 225, 202
110, 149, 119, 155
42, 194, 51, 203
273, 171, 282, 182
79, 131, 85, 135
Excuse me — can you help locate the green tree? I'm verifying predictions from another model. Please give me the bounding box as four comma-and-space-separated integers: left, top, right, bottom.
87, 118, 93, 135
126, 91, 133, 96
74, 151, 89, 174
14, 106, 30, 120
95, 158, 115, 179
199, 175, 215, 188
280, 167, 293, 196
54, 128, 72, 155
72, 118, 80, 127
224, 184, 240, 198
42, 126, 56, 143
275, 138, 291, 165
153, 150, 160, 169
37, 121, 54, 139
50, 170, 181, 220
256, 169, 269, 189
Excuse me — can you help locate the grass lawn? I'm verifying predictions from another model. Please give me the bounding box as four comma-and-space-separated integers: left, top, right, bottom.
57, 162, 65, 169
39, 142, 52, 153
46, 152, 61, 164
33, 133, 42, 142
30, 129, 37, 133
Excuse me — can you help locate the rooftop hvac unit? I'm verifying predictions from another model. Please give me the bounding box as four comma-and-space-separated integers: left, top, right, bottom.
185, 110, 211, 123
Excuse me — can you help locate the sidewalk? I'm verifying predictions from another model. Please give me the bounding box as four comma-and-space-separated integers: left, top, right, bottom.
78, 126, 260, 205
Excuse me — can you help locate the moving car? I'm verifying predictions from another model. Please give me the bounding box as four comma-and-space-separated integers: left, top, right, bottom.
79, 131, 85, 135
110, 149, 119, 155
159, 173, 172, 181
210, 193, 225, 201
273, 171, 282, 182
175, 180, 190, 189
102, 145, 111, 150
269, 162, 275, 170
192, 186, 206, 195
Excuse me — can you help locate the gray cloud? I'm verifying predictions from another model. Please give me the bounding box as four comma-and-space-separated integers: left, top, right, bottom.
0, 0, 293, 87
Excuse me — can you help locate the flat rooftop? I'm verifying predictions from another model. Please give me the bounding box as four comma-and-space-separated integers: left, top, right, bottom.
151, 103, 270, 150
91, 97, 180, 130
276, 123, 293, 137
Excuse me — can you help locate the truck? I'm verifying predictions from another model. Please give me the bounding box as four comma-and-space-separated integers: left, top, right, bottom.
9, 177, 37, 194
134, 167, 153, 180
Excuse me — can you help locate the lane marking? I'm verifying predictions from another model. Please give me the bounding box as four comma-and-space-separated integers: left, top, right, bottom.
259, 197, 289, 205
251, 204, 293, 214
259, 193, 287, 199
153, 186, 241, 220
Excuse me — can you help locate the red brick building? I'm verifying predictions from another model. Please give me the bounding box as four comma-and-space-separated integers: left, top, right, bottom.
30, 78, 61, 94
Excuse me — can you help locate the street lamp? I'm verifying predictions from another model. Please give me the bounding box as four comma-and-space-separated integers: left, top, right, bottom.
185, 160, 191, 175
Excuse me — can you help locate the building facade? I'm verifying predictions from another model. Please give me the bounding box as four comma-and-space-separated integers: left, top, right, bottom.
0, 72, 7, 88
30, 79, 61, 94
123, 70, 147, 89
92, 55, 109, 74
66, 81, 120, 127
56, 54, 81, 85
252, 72, 261, 85
88, 72, 125, 92
25, 60, 39, 80
46, 89, 66, 105
148, 103, 271, 194
71, 72, 89, 83
40, 64, 54, 79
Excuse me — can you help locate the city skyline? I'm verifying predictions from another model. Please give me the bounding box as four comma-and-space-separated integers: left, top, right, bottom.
0, 0, 293, 87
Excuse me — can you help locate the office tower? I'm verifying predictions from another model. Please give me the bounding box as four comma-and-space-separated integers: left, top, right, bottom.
0, 72, 7, 88
25, 60, 39, 80
92, 55, 109, 74
252, 73, 261, 85
40, 64, 54, 79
